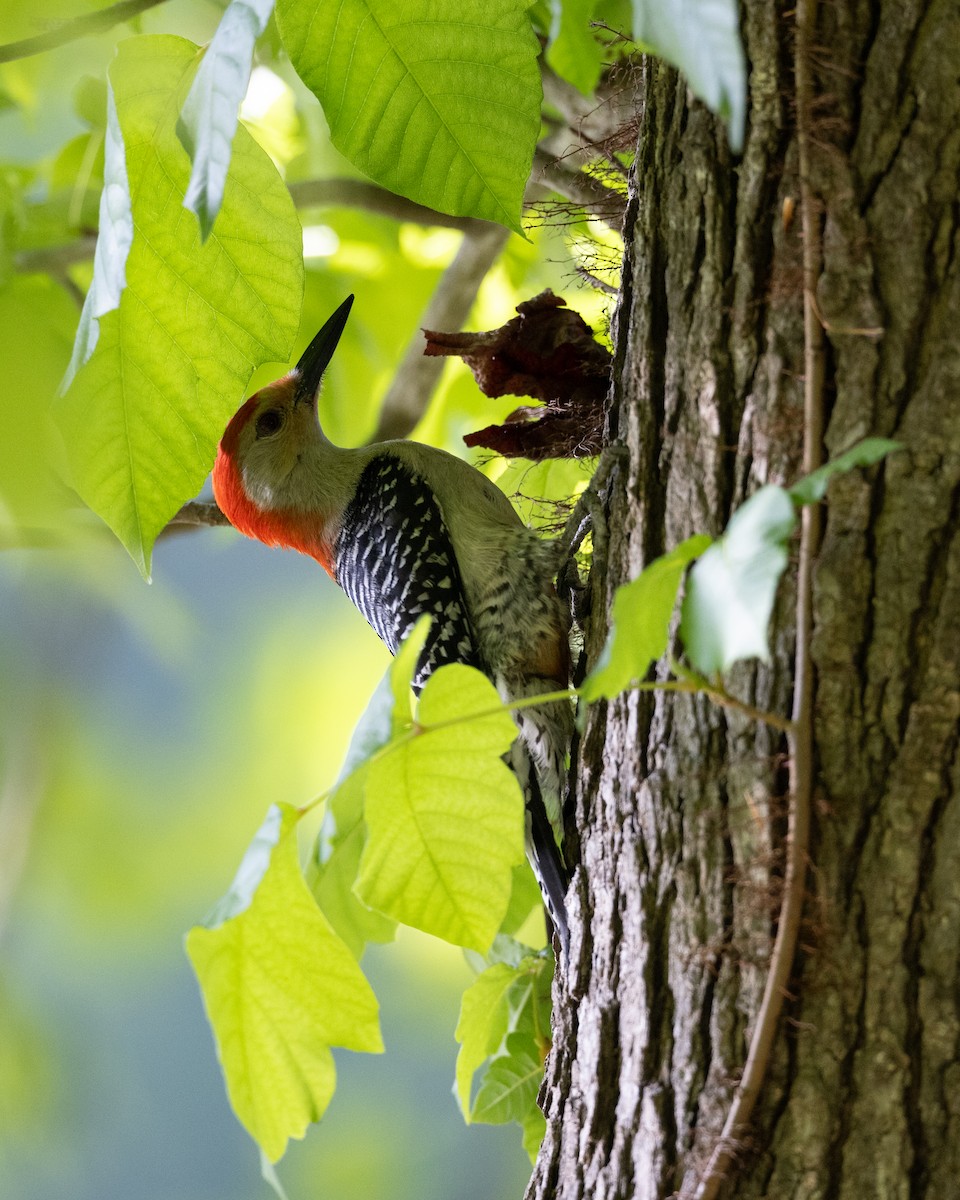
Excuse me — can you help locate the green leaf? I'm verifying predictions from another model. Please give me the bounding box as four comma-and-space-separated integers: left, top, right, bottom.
54, 36, 303, 575
356, 664, 525, 951
310, 672, 399, 956
454, 962, 518, 1117
178, 0, 276, 239
680, 486, 796, 674
546, 0, 604, 95
455, 951, 552, 1124
630, 0, 746, 152
471, 1031, 543, 1124
313, 766, 398, 958
788, 438, 902, 506
275, 0, 541, 233
187, 804, 382, 1162
583, 534, 711, 700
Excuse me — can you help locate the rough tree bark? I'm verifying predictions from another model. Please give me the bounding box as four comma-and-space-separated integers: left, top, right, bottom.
530, 3, 960, 1198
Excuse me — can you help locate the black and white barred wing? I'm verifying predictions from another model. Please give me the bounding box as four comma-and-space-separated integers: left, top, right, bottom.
334, 455, 481, 693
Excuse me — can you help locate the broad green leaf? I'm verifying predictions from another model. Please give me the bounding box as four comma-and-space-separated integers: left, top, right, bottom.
187, 804, 382, 1162
310, 663, 422, 957
546, 0, 604, 95
61, 78, 132, 390
788, 438, 902, 506
54, 36, 303, 575
455, 952, 552, 1120
631, 0, 746, 152
356, 664, 524, 951
471, 1031, 543, 1124
276, 0, 541, 233
680, 486, 796, 674
583, 534, 711, 700
312, 812, 398, 957
177, 0, 276, 239
205, 804, 285, 926
454, 962, 518, 1117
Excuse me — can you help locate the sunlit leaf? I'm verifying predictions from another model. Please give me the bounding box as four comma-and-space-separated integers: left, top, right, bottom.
187, 804, 382, 1162
455, 951, 552, 1126
276, 0, 541, 233
788, 438, 902, 506
680, 486, 796, 674
546, 0, 603, 95
177, 0, 276, 239
631, 0, 746, 151
454, 962, 517, 1117
54, 36, 302, 575
583, 534, 711, 700
356, 664, 524, 951
471, 1031, 543, 1124
313, 809, 398, 956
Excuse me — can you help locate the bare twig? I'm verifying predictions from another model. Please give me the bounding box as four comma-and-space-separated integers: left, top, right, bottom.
575, 265, 618, 295
15, 236, 98, 275
690, 5, 821, 1198
0, 0, 172, 63
531, 150, 626, 231
168, 500, 231, 528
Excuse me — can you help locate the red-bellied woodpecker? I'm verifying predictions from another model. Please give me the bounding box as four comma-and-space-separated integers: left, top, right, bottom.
213, 296, 573, 954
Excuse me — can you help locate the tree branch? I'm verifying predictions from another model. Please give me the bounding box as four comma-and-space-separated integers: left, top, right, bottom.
369, 223, 511, 443
167, 500, 231, 528
0, 0, 172, 64
289, 179, 490, 233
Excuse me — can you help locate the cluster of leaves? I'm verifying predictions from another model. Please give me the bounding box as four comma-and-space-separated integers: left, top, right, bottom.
188, 616, 543, 1162
187, 438, 899, 1168
1, 0, 747, 573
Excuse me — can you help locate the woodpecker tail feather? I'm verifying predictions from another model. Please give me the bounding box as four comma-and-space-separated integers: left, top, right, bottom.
507, 740, 571, 960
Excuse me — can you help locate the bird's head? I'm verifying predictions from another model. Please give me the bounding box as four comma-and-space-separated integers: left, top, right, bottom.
212, 295, 354, 569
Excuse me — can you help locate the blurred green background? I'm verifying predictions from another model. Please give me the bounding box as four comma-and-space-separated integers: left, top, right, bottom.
0, 2, 617, 1196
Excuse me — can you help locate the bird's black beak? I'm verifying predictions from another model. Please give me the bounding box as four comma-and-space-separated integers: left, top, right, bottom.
293, 294, 354, 404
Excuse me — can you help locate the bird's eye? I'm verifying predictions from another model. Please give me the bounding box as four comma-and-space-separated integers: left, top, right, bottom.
255, 408, 284, 438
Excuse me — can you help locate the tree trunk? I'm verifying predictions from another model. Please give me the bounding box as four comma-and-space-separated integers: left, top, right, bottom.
530, 3, 960, 1198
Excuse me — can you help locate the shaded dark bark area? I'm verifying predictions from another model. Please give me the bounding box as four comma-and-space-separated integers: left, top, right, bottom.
529, 3, 960, 1199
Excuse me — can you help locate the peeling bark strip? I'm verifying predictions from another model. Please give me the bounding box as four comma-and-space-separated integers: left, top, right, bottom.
530, 4, 960, 1199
